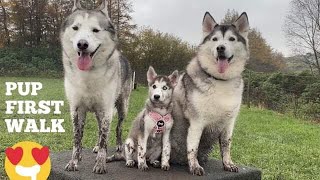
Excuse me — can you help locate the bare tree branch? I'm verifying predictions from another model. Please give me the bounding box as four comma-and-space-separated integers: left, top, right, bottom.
284, 0, 320, 75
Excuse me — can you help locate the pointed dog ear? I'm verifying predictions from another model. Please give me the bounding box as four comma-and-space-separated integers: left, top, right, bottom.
169, 70, 179, 87
72, 0, 82, 12
97, 0, 110, 18
233, 12, 249, 37
147, 66, 157, 83
202, 12, 217, 38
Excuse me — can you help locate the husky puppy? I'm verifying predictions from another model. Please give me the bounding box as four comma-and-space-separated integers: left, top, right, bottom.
107, 67, 178, 171
61, 0, 132, 174
170, 12, 250, 176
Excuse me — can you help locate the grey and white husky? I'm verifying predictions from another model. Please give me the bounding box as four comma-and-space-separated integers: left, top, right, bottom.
61, 0, 132, 174
106, 67, 178, 171
170, 12, 250, 176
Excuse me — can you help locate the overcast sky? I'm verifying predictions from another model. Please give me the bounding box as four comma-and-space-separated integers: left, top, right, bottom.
131, 0, 292, 57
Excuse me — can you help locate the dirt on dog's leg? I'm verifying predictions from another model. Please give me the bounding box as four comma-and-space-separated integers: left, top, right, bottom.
124, 138, 135, 167
187, 121, 205, 176
92, 110, 112, 174
92, 111, 102, 153
219, 118, 238, 172
115, 96, 127, 152
65, 106, 86, 171
137, 132, 149, 171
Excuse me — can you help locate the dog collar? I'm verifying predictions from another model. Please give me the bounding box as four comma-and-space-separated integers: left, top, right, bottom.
148, 111, 172, 133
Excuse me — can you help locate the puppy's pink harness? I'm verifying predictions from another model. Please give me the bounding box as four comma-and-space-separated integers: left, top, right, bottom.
148, 111, 172, 133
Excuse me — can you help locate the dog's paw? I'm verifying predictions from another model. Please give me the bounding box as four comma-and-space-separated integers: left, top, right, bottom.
93, 158, 107, 174
65, 160, 79, 171
138, 162, 149, 171
126, 160, 135, 167
93, 161, 107, 174
189, 164, 205, 176
223, 163, 239, 172
92, 146, 99, 153
151, 160, 161, 168
161, 163, 170, 171
106, 155, 114, 163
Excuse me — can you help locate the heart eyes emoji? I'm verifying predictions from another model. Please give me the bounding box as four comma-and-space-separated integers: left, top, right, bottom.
5, 146, 50, 165
5, 147, 23, 165
32, 146, 50, 165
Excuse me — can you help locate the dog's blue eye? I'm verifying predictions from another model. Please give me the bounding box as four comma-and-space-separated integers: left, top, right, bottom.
163, 86, 168, 90
152, 85, 157, 89
72, 26, 79, 31
229, 37, 235, 41
93, 28, 100, 33
212, 37, 218, 41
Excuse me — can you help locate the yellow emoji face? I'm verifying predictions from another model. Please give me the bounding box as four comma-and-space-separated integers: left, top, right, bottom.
5, 141, 51, 180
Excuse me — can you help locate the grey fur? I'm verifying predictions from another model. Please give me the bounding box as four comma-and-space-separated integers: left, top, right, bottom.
201, 12, 249, 47
72, 0, 82, 12
107, 69, 178, 172
61, 10, 114, 35
201, 25, 247, 46
62, 0, 132, 174
170, 12, 249, 176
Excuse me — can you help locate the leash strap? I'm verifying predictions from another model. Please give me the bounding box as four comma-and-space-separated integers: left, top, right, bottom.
148, 112, 172, 133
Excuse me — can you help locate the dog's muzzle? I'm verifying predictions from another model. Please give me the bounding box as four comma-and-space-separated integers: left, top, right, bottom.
77, 44, 101, 58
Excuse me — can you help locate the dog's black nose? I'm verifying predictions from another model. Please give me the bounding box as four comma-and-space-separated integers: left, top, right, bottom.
217, 45, 226, 53
77, 39, 89, 50
154, 95, 160, 100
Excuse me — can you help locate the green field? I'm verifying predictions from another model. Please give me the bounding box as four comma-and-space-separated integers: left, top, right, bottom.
0, 77, 319, 180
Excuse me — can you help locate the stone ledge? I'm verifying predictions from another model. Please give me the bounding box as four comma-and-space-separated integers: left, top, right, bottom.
49, 149, 261, 180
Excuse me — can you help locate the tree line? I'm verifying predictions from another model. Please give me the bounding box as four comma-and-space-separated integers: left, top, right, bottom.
0, 0, 311, 81
0, 0, 135, 47
1, 0, 319, 120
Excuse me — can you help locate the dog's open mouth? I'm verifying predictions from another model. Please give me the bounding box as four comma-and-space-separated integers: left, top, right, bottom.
77, 45, 101, 58
216, 55, 233, 74
76, 45, 101, 71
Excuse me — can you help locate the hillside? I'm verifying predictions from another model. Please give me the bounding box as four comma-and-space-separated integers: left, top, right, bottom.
284, 55, 312, 73
0, 77, 319, 180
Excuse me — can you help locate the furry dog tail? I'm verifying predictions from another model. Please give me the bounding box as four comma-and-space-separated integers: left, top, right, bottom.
106, 152, 125, 162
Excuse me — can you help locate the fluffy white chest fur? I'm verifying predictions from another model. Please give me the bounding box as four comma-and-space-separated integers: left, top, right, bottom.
64, 57, 120, 110
191, 79, 243, 127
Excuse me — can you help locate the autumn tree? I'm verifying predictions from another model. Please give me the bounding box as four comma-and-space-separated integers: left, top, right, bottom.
221, 9, 239, 24
0, 0, 135, 47
45, 0, 73, 45
284, 0, 320, 75
248, 28, 286, 72
8, 0, 49, 46
0, 0, 11, 46
78, 0, 136, 44
124, 27, 196, 83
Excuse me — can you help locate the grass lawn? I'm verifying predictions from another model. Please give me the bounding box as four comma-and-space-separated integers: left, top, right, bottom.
0, 77, 319, 180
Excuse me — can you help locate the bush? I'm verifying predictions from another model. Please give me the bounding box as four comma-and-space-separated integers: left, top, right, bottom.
298, 102, 320, 121
243, 70, 269, 106
243, 70, 320, 121
260, 82, 288, 112
300, 82, 320, 103
0, 47, 63, 77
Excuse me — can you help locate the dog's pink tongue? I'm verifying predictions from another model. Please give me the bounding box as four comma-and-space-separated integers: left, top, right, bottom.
77, 53, 92, 71
217, 59, 229, 73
